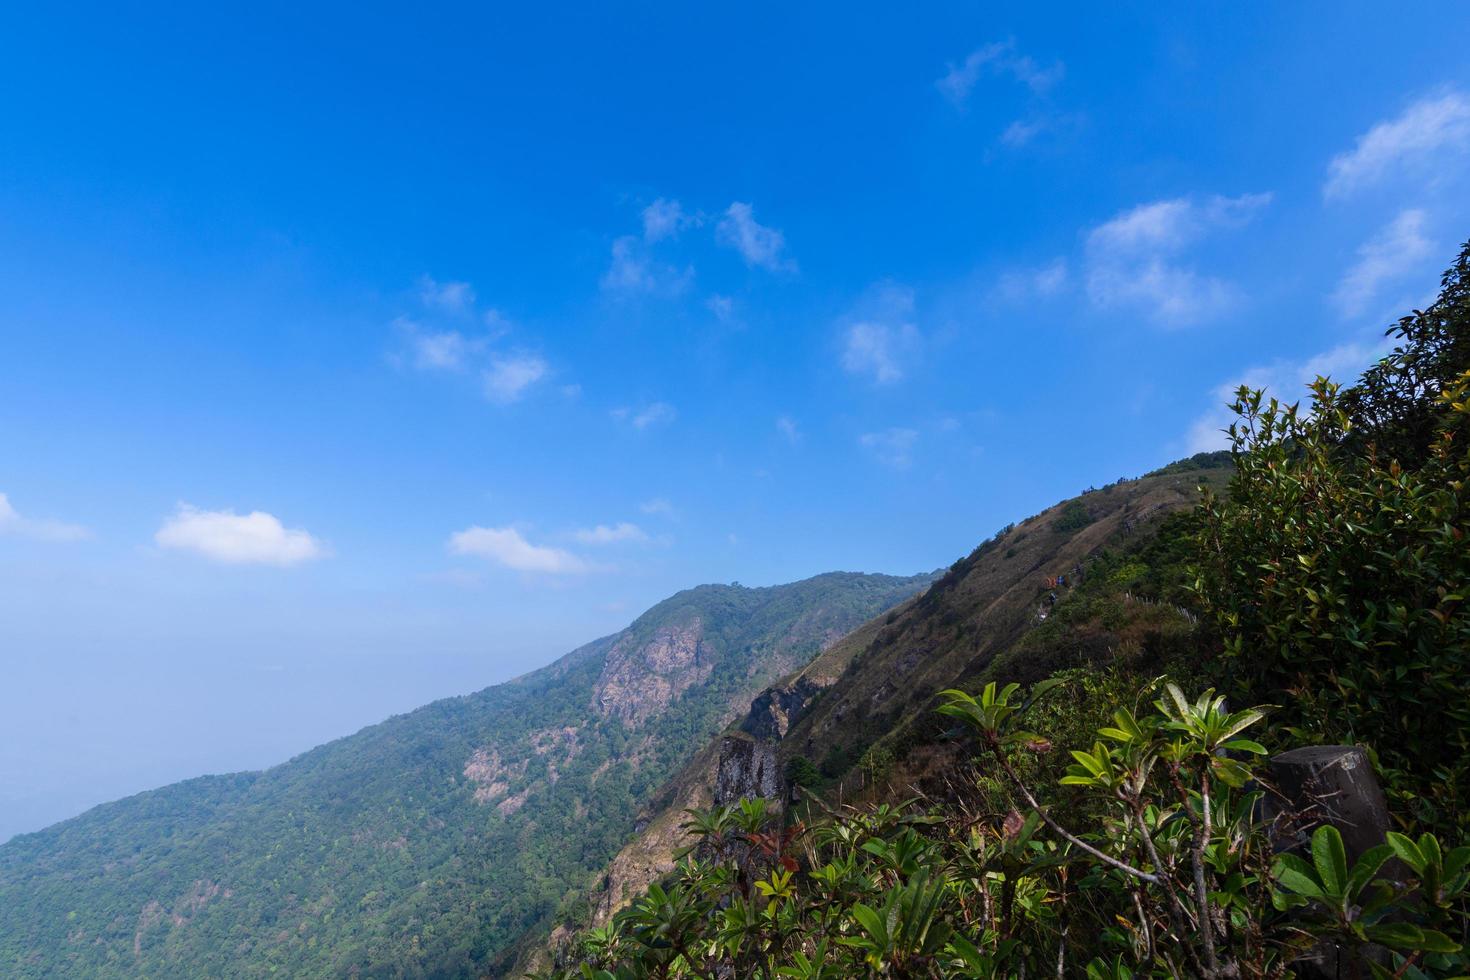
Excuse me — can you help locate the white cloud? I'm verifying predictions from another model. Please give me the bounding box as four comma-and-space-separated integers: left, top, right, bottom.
601, 236, 656, 293
641, 198, 697, 242
640, 497, 675, 517
482, 308, 514, 337
716, 203, 795, 273
395, 317, 483, 371
995, 258, 1069, 302
843, 323, 911, 384
1084, 193, 1271, 326
840, 284, 920, 384
1325, 90, 1470, 199
482, 352, 548, 403
0, 492, 90, 542
418, 276, 476, 313
572, 522, 647, 545
1184, 341, 1383, 453
1333, 209, 1435, 317
937, 40, 1063, 107
155, 504, 326, 566
776, 416, 801, 445
448, 525, 589, 574
1088, 194, 1269, 253
860, 427, 919, 468
600, 235, 692, 296
706, 294, 735, 322
1000, 118, 1048, 147
613, 402, 677, 429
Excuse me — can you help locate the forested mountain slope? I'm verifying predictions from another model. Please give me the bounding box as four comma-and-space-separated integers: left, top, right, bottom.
0, 572, 932, 979
522, 457, 1233, 972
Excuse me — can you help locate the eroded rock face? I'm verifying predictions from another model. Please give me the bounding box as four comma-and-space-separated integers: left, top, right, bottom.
739, 675, 826, 740
463, 748, 523, 804
594, 619, 709, 726
714, 735, 779, 804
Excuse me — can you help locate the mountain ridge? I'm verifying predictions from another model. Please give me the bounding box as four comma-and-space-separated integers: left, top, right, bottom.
0, 571, 932, 979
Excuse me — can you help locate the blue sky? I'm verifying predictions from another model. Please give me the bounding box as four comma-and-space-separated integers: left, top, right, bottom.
3, 2, 1469, 840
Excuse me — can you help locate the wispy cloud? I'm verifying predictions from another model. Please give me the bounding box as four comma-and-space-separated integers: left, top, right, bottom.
448, 525, 589, 574
394, 279, 560, 403
1184, 342, 1382, 453
0, 492, 90, 542
716, 203, 796, 273
483, 352, 549, 403
600, 235, 693, 296
860, 427, 919, 468
843, 324, 911, 384
840, 284, 920, 384
640, 497, 675, 517
706, 294, 736, 322
417, 276, 476, 314
641, 198, 698, 243
1333, 209, 1435, 317
613, 402, 677, 429
776, 416, 801, 445
1000, 118, 1048, 147
1325, 90, 1470, 199
601, 236, 657, 293
937, 40, 1063, 107
995, 258, 1069, 302
155, 504, 327, 566
394, 317, 484, 371
1084, 193, 1271, 326
571, 522, 647, 545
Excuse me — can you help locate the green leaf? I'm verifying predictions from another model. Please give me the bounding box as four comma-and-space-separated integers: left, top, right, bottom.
1346, 844, 1393, 898
1386, 832, 1426, 874
1027, 677, 1066, 703
1364, 922, 1462, 953
1273, 853, 1326, 899
1221, 738, 1268, 755
850, 903, 886, 944
1442, 845, 1470, 881
1311, 825, 1348, 897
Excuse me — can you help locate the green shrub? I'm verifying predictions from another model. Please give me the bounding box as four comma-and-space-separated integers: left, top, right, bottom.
1053, 500, 1093, 533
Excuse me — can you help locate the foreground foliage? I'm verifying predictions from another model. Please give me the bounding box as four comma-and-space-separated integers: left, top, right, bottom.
544, 680, 1468, 978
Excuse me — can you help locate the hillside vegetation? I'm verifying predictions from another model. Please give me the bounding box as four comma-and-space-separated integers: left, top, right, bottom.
538, 241, 1470, 977
0, 572, 932, 978
522, 459, 1231, 974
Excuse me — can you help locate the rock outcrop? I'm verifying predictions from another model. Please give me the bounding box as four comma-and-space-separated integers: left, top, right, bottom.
593, 619, 710, 726
739, 675, 826, 740
714, 733, 781, 804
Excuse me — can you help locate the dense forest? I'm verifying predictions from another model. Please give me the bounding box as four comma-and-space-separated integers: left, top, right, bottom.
0, 573, 931, 978
537, 242, 1470, 978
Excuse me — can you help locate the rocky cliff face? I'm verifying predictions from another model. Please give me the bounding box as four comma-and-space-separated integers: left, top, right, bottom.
738, 674, 827, 741
593, 619, 710, 726
714, 734, 781, 804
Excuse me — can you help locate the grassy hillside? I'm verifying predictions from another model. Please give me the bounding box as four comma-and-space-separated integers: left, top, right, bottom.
0, 572, 931, 979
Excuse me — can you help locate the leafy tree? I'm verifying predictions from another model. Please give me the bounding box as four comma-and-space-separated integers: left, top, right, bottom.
784, 756, 820, 788
1192, 241, 1470, 832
